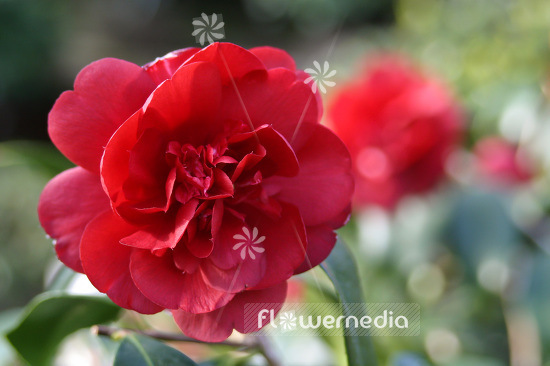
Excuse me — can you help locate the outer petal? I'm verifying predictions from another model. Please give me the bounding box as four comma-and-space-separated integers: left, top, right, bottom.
49, 58, 156, 173
183, 42, 266, 85
80, 211, 163, 314
143, 48, 200, 85
129, 249, 234, 313
296, 225, 336, 275
263, 123, 354, 226
38, 167, 110, 273
101, 110, 142, 208
140, 61, 223, 135
220, 68, 319, 143
250, 46, 296, 71
172, 281, 287, 342
121, 128, 170, 208
205, 202, 306, 292
295, 204, 350, 274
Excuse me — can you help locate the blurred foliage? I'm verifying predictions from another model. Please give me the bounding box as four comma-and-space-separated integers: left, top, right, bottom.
0, 142, 65, 310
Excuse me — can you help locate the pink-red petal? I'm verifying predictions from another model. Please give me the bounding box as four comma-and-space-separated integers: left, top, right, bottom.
220, 68, 319, 143
250, 47, 296, 71
38, 167, 110, 273
129, 249, 234, 313
101, 110, 142, 208
122, 128, 171, 210
143, 48, 200, 85
200, 211, 266, 293
172, 281, 287, 342
263, 123, 354, 226
80, 211, 163, 314
141, 61, 222, 135
229, 125, 299, 179
183, 43, 266, 85
49, 58, 156, 173
204, 202, 306, 292
295, 204, 350, 274
186, 232, 214, 258
120, 199, 198, 250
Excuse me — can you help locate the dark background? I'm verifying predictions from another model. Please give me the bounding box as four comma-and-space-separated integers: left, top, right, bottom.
0, 0, 393, 142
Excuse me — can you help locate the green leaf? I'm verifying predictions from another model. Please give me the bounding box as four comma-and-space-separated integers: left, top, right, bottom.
321, 238, 378, 366
114, 334, 197, 366
6, 291, 121, 366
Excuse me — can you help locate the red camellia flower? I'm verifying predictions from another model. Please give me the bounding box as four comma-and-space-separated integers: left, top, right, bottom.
474, 137, 533, 185
38, 43, 353, 341
328, 56, 462, 209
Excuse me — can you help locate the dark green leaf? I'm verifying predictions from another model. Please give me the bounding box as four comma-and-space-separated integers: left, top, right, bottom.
7, 291, 121, 366
114, 334, 197, 366
321, 237, 378, 366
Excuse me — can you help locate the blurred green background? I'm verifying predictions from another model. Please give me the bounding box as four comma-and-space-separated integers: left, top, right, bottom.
2, 0, 550, 365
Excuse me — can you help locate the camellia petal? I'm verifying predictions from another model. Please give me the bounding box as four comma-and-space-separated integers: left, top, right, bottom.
294, 204, 351, 274
38, 167, 110, 273
130, 249, 234, 313
143, 48, 201, 85
204, 202, 306, 292
263, 123, 354, 226
250, 46, 296, 71
120, 199, 198, 250
140, 61, 223, 137
202, 211, 267, 293
220, 68, 319, 142
49, 58, 156, 173
228, 125, 299, 179
183, 42, 266, 85
172, 281, 287, 342
80, 211, 163, 314
101, 110, 142, 209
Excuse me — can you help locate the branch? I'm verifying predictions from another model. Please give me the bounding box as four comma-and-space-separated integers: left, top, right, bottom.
92, 325, 281, 366
93, 325, 252, 348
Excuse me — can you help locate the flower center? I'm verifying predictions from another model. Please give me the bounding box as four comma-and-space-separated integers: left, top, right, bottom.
166, 140, 234, 205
